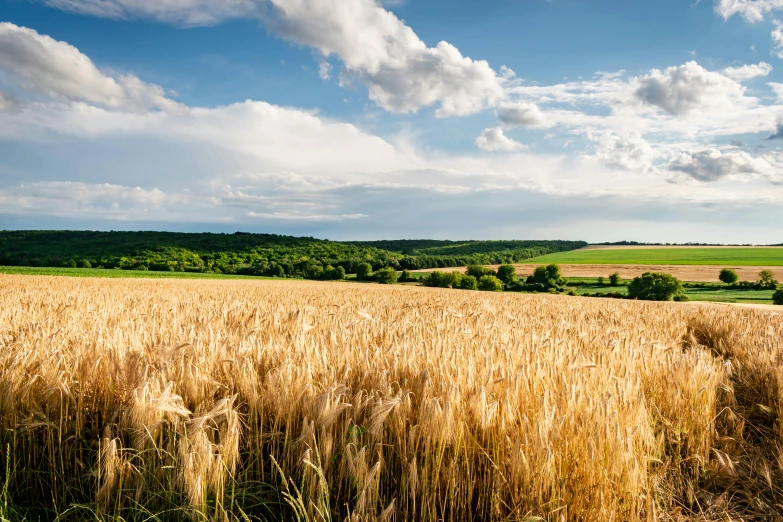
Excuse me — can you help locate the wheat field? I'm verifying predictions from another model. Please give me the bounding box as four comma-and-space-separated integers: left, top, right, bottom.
0, 275, 781, 521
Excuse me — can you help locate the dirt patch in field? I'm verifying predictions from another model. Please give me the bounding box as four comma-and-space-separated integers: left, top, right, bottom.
413, 264, 783, 283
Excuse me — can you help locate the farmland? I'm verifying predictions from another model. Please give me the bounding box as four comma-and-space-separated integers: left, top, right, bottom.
520, 246, 783, 266
1, 275, 782, 521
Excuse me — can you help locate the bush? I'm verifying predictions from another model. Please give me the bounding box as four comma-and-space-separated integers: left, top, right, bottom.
597, 276, 605, 286
356, 263, 373, 281
374, 267, 398, 285
77, 259, 92, 269
424, 271, 461, 288
774, 289, 783, 305
66, 259, 77, 268
323, 265, 346, 280
458, 275, 478, 290
719, 268, 739, 284
496, 265, 517, 285
466, 265, 495, 279
673, 294, 690, 302
609, 272, 621, 286
758, 269, 778, 288
628, 272, 684, 301
398, 269, 413, 282
478, 275, 504, 292
531, 264, 565, 289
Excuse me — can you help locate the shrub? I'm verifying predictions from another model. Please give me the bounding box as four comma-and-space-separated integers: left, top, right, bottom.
532, 264, 565, 289
478, 275, 504, 292
774, 289, 783, 305
466, 265, 494, 279
424, 271, 461, 288
66, 259, 77, 268
398, 269, 413, 282
356, 263, 373, 281
609, 272, 621, 286
673, 294, 690, 302
719, 269, 739, 284
628, 272, 684, 301
496, 265, 518, 285
77, 259, 92, 269
458, 275, 478, 290
374, 267, 398, 285
597, 276, 605, 286
758, 269, 778, 288
323, 265, 346, 280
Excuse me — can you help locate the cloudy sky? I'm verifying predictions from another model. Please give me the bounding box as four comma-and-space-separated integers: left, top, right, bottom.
2, 0, 783, 242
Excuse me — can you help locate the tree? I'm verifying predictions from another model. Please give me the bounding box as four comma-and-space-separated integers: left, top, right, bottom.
77, 259, 92, 269
532, 264, 564, 289
478, 275, 504, 292
66, 259, 77, 268
399, 269, 412, 282
758, 269, 778, 288
323, 265, 346, 280
466, 265, 493, 279
496, 265, 517, 285
773, 289, 783, 305
628, 272, 684, 301
597, 276, 605, 286
609, 272, 621, 286
374, 267, 398, 284
458, 275, 478, 290
719, 268, 739, 284
356, 263, 373, 281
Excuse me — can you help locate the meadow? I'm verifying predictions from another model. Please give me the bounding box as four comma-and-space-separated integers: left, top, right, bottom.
0, 275, 781, 521
520, 247, 783, 266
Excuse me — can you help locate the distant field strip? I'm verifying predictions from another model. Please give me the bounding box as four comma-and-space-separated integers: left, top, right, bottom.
0, 266, 276, 279
522, 247, 783, 266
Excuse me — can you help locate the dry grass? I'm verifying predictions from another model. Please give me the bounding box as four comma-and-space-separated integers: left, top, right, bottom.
0, 275, 781, 521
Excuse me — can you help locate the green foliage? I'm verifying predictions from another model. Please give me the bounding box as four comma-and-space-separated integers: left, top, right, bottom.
356, 263, 373, 281
398, 269, 413, 282
673, 294, 690, 302
496, 264, 518, 285
76, 259, 92, 269
530, 264, 565, 289
374, 267, 398, 285
628, 272, 684, 301
719, 269, 739, 284
322, 265, 346, 280
597, 276, 605, 286
66, 259, 77, 268
773, 289, 783, 305
466, 265, 495, 278
609, 272, 621, 286
478, 275, 504, 292
458, 275, 478, 290
424, 271, 462, 288
758, 269, 778, 288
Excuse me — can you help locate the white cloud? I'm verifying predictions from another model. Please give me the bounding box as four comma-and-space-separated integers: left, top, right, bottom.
0, 22, 186, 114
475, 127, 526, 152
634, 61, 747, 116
497, 102, 548, 128
772, 20, 783, 58
592, 132, 657, 173
722, 61, 773, 79
715, 0, 783, 22
667, 147, 783, 182
36, 0, 507, 117
318, 61, 332, 80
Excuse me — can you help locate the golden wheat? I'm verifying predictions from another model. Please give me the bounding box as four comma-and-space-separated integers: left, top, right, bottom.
0, 275, 781, 521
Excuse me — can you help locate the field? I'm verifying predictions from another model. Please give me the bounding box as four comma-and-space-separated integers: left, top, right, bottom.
1, 275, 782, 521
0, 266, 277, 280
571, 281, 777, 303
518, 246, 783, 266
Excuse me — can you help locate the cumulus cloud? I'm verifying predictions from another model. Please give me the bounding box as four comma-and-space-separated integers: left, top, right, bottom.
772, 20, 783, 58
766, 121, 783, 138
634, 61, 747, 116
722, 61, 773, 80
475, 127, 526, 152
497, 102, 548, 128
715, 0, 783, 22
0, 23, 186, 114
36, 0, 507, 117
592, 132, 657, 172
667, 147, 783, 182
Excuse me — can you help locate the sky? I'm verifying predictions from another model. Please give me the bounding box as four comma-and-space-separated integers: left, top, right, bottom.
1, 0, 783, 243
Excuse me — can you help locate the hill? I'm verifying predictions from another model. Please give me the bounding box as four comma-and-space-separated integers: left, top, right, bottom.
0, 230, 586, 277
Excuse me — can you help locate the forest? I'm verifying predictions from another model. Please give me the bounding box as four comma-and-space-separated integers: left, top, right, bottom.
0, 230, 587, 278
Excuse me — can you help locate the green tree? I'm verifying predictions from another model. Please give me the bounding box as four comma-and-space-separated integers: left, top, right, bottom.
76, 259, 91, 269
773, 289, 783, 305
496, 264, 517, 285
66, 259, 77, 268
628, 272, 684, 301
466, 265, 493, 279
609, 272, 621, 286
374, 267, 398, 284
719, 268, 739, 284
356, 263, 373, 281
758, 269, 778, 287
399, 269, 412, 282
458, 275, 478, 290
478, 275, 504, 292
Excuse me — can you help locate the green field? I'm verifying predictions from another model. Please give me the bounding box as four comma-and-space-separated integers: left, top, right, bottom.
0, 266, 277, 280
573, 283, 775, 304
521, 247, 783, 266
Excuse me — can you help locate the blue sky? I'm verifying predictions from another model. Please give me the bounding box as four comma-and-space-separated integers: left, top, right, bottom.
1, 0, 783, 242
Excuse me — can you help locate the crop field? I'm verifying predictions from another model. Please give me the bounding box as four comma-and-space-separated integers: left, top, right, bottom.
0, 266, 278, 279
1, 276, 782, 521
519, 247, 783, 266
572, 282, 777, 303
